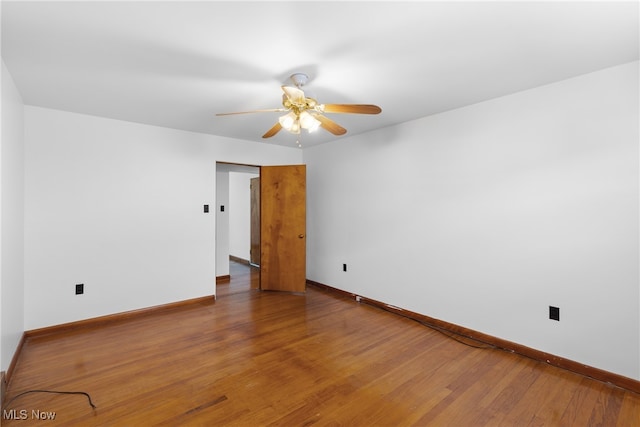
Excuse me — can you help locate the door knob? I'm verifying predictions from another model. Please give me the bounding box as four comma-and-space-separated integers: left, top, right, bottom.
298, 234, 305, 238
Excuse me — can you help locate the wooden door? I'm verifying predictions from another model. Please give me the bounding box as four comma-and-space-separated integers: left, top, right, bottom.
260, 165, 306, 292
250, 177, 260, 267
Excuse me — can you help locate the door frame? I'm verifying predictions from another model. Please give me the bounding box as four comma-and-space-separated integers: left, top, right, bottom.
215, 162, 306, 293
215, 162, 261, 283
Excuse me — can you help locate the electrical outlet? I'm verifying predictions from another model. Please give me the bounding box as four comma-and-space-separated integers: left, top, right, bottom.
76, 284, 84, 295
549, 306, 560, 321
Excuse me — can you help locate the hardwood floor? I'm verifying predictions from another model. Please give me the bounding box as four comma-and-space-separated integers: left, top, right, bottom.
3, 261, 639, 426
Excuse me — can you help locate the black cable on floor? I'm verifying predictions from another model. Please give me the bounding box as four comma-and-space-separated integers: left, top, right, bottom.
4, 390, 97, 410
359, 298, 497, 350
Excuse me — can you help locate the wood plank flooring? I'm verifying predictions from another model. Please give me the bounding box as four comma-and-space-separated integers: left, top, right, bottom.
3, 261, 639, 426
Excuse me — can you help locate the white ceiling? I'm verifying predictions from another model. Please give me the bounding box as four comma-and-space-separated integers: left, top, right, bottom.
2, 1, 638, 148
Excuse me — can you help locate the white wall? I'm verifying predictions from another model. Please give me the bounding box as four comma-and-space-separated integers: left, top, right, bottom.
24, 106, 301, 330
1, 1, 3, 376
304, 61, 640, 380
229, 171, 258, 261
215, 170, 229, 277
1, 60, 25, 372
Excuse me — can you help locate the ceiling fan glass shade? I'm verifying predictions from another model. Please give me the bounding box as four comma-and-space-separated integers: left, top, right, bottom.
278, 111, 296, 129
299, 111, 321, 132
279, 111, 300, 134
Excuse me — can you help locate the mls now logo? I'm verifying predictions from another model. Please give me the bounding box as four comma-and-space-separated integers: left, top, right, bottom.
3, 409, 28, 420
3, 409, 57, 420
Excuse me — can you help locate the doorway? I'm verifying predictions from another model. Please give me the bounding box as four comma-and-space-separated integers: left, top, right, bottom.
215, 162, 307, 294
216, 162, 260, 286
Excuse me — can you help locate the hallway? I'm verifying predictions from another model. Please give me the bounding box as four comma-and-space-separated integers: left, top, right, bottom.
216, 260, 259, 298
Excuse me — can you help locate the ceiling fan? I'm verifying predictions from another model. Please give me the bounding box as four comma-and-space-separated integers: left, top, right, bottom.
216, 73, 382, 139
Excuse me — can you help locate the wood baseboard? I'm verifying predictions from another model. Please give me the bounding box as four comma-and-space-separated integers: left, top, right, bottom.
25, 295, 216, 339
307, 279, 640, 394
229, 255, 250, 265
216, 275, 231, 284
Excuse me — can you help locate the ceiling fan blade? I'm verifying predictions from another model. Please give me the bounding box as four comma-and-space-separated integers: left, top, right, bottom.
321, 104, 382, 114
262, 122, 283, 138
281, 86, 306, 104
315, 115, 347, 136
216, 108, 286, 116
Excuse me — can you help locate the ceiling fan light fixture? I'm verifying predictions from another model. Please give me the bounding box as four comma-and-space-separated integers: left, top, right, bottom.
299, 111, 321, 133
307, 120, 320, 133
279, 111, 297, 131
